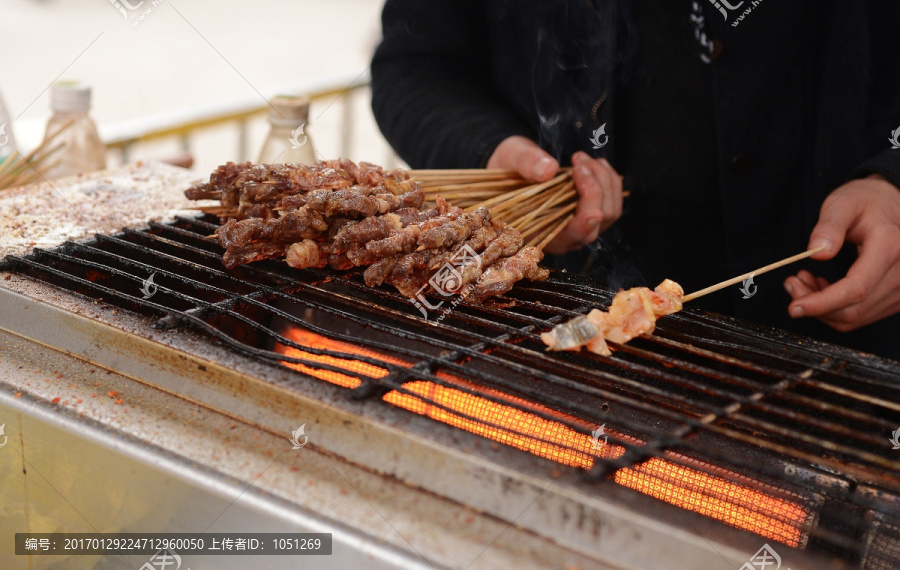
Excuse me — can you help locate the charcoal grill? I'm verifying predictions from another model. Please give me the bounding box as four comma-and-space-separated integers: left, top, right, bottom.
2, 190, 900, 569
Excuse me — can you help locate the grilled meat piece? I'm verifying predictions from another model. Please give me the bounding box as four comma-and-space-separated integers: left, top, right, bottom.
426, 223, 501, 272
541, 314, 607, 354
389, 249, 441, 297
184, 160, 251, 201
601, 288, 658, 345
466, 246, 546, 304
417, 207, 491, 250
382, 222, 506, 298
285, 239, 325, 269
222, 242, 288, 269
415, 223, 503, 296
327, 253, 354, 271
363, 256, 398, 287
478, 226, 525, 265
278, 182, 423, 218
429, 226, 523, 295
361, 205, 449, 258
358, 207, 465, 264
331, 213, 403, 252
396, 205, 442, 226
648, 279, 684, 316
345, 243, 381, 267
366, 225, 421, 258
216, 209, 329, 269
216, 209, 328, 250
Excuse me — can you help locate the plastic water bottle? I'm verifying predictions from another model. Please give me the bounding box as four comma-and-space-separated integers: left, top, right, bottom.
257, 95, 316, 165
41, 81, 106, 179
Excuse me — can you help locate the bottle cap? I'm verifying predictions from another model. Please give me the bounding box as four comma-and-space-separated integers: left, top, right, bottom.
51, 81, 92, 113
268, 95, 310, 128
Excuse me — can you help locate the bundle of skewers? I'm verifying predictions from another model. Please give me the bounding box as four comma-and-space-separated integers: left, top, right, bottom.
192, 165, 581, 252
184, 160, 552, 305
410, 168, 576, 251
0, 120, 72, 191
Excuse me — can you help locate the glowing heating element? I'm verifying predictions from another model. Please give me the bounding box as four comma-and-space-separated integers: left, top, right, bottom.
275, 327, 403, 388
614, 458, 807, 546
275, 326, 809, 546
384, 378, 599, 469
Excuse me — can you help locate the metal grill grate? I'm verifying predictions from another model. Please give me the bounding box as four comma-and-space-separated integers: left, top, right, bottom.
4, 214, 900, 566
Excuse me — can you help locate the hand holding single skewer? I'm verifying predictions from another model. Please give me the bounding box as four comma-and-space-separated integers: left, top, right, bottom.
784, 175, 900, 332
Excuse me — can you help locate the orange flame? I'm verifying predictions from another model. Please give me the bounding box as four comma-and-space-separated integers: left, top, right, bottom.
275, 326, 809, 546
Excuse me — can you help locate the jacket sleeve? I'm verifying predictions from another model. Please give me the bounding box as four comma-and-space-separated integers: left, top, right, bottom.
371, 0, 535, 169
850, 2, 900, 190
853, 151, 900, 190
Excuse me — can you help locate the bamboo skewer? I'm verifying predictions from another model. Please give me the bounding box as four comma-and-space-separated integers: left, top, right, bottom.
464, 171, 571, 213
682, 246, 827, 303
509, 182, 573, 231
535, 214, 574, 250
409, 168, 520, 178
0, 118, 75, 190
522, 201, 577, 242
1, 142, 64, 180
508, 196, 572, 232
1, 121, 69, 175
423, 179, 524, 192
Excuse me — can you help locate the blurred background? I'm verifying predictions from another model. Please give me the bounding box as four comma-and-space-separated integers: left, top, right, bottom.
0, 0, 400, 176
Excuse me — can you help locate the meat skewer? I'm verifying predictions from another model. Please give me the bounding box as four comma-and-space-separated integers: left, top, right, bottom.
542, 247, 827, 356
186, 160, 412, 220
466, 246, 550, 303
541, 280, 683, 356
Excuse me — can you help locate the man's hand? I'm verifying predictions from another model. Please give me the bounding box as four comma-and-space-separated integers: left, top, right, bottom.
486, 136, 623, 254
486, 135, 559, 182
784, 174, 900, 332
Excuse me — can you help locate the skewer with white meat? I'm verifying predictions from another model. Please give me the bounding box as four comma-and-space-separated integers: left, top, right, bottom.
541, 280, 684, 356
541, 246, 827, 356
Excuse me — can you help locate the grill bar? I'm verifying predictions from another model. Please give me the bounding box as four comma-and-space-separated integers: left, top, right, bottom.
4, 214, 900, 566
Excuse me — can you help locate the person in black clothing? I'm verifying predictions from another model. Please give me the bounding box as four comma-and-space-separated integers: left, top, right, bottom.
370, 0, 900, 360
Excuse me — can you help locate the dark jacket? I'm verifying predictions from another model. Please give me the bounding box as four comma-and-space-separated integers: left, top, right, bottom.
371, 0, 900, 360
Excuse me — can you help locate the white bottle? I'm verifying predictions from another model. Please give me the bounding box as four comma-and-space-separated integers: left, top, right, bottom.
257, 95, 316, 165
41, 81, 106, 179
